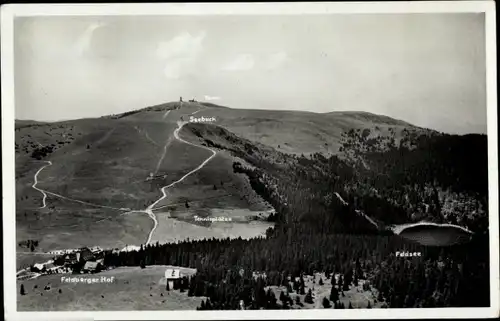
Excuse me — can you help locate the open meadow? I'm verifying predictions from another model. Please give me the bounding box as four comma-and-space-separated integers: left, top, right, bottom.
17, 266, 204, 311
150, 212, 273, 244
16, 195, 152, 254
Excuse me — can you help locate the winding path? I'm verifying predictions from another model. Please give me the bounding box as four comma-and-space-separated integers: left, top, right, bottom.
154, 136, 174, 174
31, 161, 130, 212
142, 110, 217, 245
162, 110, 171, 119
20, 105, 216, 274
28, 105, 217, 249
32, 161, 53, 209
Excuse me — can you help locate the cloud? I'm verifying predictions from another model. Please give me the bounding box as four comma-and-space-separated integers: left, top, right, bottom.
156, 31, 206, 79
204, 95, 221, 101
75, 22, 106, 56
156, 31, 205, 60
265, 51, 289, 70
162, 58, 193, 80
223, 54, 255, 71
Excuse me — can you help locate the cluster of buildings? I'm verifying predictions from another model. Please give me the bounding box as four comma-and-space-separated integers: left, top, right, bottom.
32, 260, 67, 274
22, 246, 108, 279
47, 246, 102, 256
18, 245, 192, 290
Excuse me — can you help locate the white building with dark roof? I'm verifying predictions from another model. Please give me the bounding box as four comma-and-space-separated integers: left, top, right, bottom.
165, 268, 181, 289
82, 261, 99, 273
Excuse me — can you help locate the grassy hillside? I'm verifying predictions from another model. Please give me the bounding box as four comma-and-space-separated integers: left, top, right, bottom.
188, 105, 420, 156
15, 120, 48, 129
17, 265, 203, 311
16, 195, 153, 252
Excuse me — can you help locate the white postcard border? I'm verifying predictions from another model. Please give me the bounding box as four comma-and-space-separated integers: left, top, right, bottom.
2, 2, 498, 320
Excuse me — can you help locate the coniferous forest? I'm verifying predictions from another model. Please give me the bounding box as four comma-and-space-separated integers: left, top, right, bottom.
102, 125, 490, 310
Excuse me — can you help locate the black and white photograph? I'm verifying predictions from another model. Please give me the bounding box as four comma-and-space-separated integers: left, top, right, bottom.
2, 2, 498, 320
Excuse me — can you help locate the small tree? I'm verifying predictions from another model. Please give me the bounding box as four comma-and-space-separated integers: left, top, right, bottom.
205, 299, 213, 309
367, 301, 372, 309
322, 297, 331, 308
281, 297, 290, 309
267, 289, 277, 308
329, 286, 339, 302
305, 289, 314, 304
299, 281, 306, 295
279, 291, 286, 303
348, 301, 353, 309
343, 280, 350, 292
20, 284, 26, 295
293, 280, 299, 293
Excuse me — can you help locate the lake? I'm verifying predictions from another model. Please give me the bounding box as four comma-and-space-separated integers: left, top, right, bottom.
391, 223, 473, 246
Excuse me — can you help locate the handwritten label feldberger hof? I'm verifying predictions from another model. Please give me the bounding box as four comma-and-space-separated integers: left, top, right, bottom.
61, 276, 116, 284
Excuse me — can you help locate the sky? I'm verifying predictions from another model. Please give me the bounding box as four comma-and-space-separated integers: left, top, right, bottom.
14, 13, 487, 134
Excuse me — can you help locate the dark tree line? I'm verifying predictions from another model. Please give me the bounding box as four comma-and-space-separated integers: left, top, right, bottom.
103, 230, 488, 309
